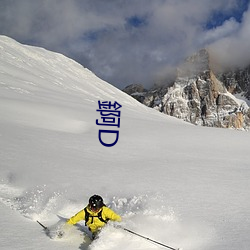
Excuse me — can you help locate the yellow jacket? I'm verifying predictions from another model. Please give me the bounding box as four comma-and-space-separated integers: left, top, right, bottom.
67, 206, 121, 233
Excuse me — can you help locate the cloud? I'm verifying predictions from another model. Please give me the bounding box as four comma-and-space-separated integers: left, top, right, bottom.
209, 4, 250, 69
0, 0, 249, 89
200, 18, 240, 45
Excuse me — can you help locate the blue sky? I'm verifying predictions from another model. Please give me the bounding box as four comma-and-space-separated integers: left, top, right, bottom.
0, 0, 249, 89
206, 0, 249, 28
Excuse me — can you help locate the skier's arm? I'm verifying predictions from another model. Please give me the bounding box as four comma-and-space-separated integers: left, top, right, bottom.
67, 209, 85, 225
104, 207, 122, 222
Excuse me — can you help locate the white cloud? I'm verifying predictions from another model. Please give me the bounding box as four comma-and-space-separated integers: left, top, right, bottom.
0, 0, 249, 88
209, 5, 250, 68
200, 18, 240, 45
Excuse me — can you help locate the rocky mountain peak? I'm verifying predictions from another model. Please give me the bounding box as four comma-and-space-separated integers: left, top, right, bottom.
177, 49, 210, 78
123, 49, 250, 130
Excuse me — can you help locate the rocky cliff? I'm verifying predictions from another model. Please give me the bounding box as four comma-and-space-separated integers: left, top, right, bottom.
123, 49, 250, 130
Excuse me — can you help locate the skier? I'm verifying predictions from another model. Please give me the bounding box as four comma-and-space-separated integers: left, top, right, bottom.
66, 194, 121, 239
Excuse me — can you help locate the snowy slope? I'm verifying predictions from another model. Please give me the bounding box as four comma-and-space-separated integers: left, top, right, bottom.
0, 36, 250, 250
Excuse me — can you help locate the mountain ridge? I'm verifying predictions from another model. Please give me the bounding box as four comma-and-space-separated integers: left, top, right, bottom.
123, 49, 250, 130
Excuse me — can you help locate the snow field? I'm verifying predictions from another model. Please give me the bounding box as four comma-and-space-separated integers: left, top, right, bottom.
0, 178, 213, 250
0, 36, 250, 250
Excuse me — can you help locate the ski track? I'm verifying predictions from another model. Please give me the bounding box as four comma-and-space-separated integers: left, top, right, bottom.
0, 181, 212, 250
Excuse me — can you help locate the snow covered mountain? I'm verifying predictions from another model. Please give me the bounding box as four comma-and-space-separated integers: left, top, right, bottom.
0, 36, 250, 250
124, 49, 250, 130
217, 65, 250, 100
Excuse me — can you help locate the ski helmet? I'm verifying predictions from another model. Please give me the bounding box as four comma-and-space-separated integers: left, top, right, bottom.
89, 195, 104, 210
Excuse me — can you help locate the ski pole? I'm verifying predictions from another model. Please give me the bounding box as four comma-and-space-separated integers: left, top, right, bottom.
122, 227, 180, 250
37, 220, 48, 231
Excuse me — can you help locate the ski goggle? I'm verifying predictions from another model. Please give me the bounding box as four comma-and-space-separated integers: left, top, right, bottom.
90, 204, 101, 211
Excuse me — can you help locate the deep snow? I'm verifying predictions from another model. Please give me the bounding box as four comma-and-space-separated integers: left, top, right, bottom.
0, 36, 250, 250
